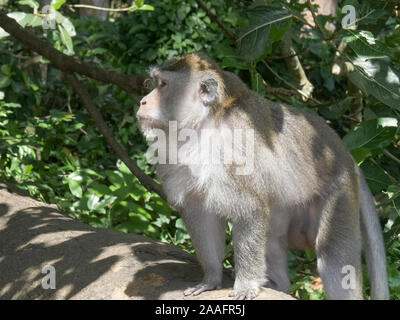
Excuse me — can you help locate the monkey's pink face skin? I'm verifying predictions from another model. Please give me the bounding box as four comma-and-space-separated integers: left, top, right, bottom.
137, 69, 211, 139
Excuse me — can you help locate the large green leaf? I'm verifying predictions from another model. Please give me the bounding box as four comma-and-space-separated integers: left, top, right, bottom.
344, 30, 400, 110
343, 118, 398, 163
343, 30, 389, 59
343, 117, 398, 150
68, 180, 83, 198
55, 12, 76, 37
58, 25, 74, 55
361, 161, 393, 194
237, 6, 292, 62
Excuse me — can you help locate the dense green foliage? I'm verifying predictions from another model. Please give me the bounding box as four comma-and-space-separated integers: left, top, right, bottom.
0, 0, 399, 299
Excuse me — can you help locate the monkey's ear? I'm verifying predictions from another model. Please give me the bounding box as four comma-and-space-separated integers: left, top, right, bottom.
199, 75, 219, 107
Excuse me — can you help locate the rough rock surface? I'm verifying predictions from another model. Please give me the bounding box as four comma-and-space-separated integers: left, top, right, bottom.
0, 183, 294, 300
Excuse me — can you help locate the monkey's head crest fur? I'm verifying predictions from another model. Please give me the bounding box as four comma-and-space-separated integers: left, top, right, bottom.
150, 53, 237, 120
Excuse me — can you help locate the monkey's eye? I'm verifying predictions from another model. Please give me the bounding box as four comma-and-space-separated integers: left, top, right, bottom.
158, 79, 167, 88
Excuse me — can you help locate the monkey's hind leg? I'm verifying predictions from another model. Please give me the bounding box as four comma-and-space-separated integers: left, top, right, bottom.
181, 205, 227, 297
315, 189, 363, 300
264, 235, 290, 293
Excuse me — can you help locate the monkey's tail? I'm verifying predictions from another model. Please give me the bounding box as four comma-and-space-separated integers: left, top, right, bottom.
359, 171, 390, 300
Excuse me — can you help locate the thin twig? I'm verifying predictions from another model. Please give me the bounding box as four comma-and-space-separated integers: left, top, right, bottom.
194, 0, 236, 41
265, 87, 297, 97
369, 157, 397, 184
0, 50, 30, 60
306, 0, 329, 41
383, 149, 400, 166
261, 60, 321, 105
268, 49, 305, 61
68, 3, 136, 12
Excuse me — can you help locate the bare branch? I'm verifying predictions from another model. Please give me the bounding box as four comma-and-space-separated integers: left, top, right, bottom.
68, 3, 136, 12
0, 11, 146, 94
278, 31, 314, 102
64, 73, 166, 200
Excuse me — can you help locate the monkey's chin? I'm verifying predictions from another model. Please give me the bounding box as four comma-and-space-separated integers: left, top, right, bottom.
137, 116, 168, 141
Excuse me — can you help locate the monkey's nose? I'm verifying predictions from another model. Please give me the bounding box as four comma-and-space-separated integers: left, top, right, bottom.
141, 100, 147, 105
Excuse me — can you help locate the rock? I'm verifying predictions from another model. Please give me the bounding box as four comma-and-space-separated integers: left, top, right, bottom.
0, 183, 294, 300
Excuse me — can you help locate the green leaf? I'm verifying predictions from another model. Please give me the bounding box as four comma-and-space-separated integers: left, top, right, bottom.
19, 13, 43, 28
350, 147, 372, 165
343, 117, 398, 151
361, 161, 392, 193
114, 214, 150, 234
250, 69, 265, 95
68, 171, 83, 181
58, 25, 74, 55
137, 4, 154, 11
82, 168, 104, 179
51, 0, 66, 10
87, 181, 110, 197
17, 0, 39, 9
384, 185, 400, 200
343, 30, 388, 59
68, 180, 82, 198
134, 0, 144, 7
129, 203, 152, 219
0, 76, 11, 89
95, 195, 118, 210
344, 30, 400, 110
87, 193, 100, 211
319, 98, 351, 120
175, 218, 186, 230
237, 6, 291, 62
1, 65, 11, 76
55, 12, 76, 37
174, 229, 189, 244
106, 170, 125, 188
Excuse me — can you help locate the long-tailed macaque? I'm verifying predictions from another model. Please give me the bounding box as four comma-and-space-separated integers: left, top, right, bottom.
136, 53, 389, 300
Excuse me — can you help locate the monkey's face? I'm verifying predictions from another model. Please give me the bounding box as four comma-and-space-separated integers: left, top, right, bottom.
137, 68, 219, 140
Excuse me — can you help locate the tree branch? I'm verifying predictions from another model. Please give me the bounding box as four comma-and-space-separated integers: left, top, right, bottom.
64, 73, 166, 200
0, 11, 165, 199
278, 31, 314, 102
0, 11, 146, 94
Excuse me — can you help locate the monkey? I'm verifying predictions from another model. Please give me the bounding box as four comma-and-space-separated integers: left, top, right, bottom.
136, 52, 389, 300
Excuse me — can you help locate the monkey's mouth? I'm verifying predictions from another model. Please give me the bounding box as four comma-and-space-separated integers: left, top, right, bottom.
137, 115, 167, 127
136, 115, 168, 137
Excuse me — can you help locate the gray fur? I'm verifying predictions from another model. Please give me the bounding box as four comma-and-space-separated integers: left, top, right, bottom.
136, 53, 389, 300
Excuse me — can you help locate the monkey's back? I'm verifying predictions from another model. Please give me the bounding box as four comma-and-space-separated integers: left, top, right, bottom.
223, 92, 358, 209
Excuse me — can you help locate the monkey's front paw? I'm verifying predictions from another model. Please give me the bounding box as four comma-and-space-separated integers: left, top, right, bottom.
183, 282, 221, 296
229, 283, 260, 300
